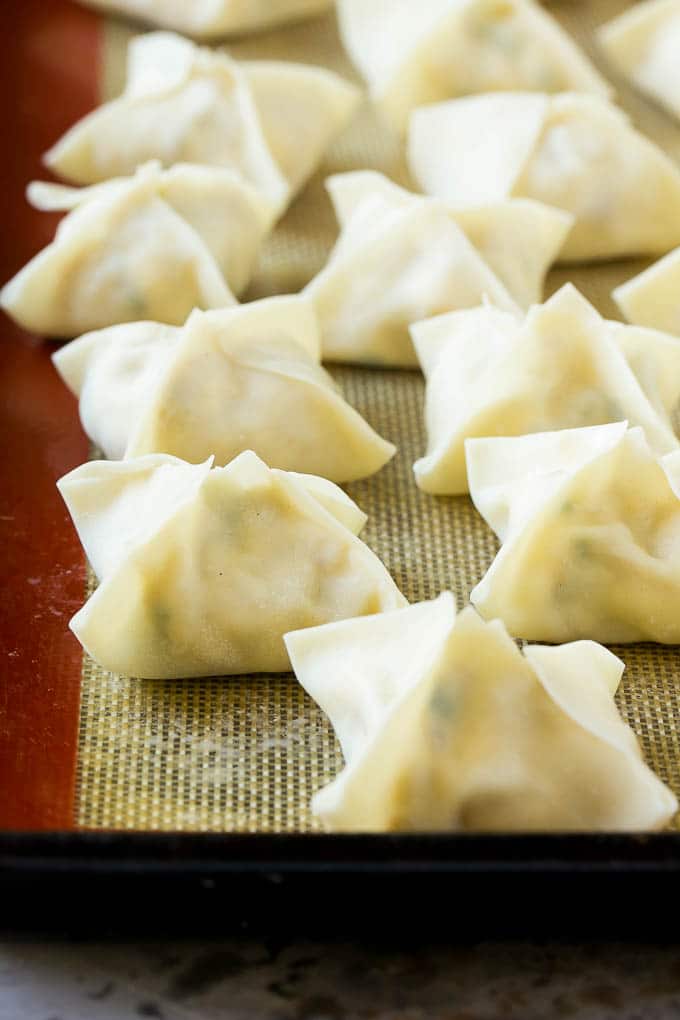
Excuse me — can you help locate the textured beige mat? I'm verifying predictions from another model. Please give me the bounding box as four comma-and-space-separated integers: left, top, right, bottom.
76, 2, 680, 831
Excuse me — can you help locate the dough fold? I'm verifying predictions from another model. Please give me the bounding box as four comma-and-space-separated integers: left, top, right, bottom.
468, 422, 680, 643
1, 162, 275, 337
77, 0, 333, 38
598, 0, 680, 121
305, 171, 571, 366
409, 92, 680, 260
46, 31, 360, 212
54, 296, 396, 482
285, 594, 676, 831
59, 451, 406, 678
413, 283, 680, 493
338, 0, 611, 133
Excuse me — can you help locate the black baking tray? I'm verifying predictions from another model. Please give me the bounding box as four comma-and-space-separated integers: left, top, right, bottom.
3, 831, 680, 937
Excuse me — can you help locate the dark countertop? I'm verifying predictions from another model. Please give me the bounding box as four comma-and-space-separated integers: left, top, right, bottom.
2, 939, 680, 1020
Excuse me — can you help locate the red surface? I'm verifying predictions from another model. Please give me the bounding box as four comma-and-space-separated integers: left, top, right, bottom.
0, 2, 101, 829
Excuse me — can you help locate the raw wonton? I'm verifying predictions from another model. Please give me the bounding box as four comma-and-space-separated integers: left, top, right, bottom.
0, 162, 274, 338
409, 92, 680, 260
58, 451, 406, 678
468, 421, 680, 643
78, 0, 332, 38
284, 594, 676, 831
53, 296, 395, 482
613, 247, 680, 337
414, 284, 680, 493
304, 171, 571, 366
338, 0, 611, 133
598, 0, 680, 121
45, 31, 360, 211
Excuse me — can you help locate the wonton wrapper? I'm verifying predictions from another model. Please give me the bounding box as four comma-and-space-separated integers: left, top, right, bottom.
598, 0, 680, 121
0, 162, 274, 338
45, 31, 359, 212
59, 451, 406, 678
53, 296, 395, 482
285, 594, 676, 832
613, 247, 680, 337
409, 92, 680, 260
414, 284, 680, 493
78, 0, 332, 38
338, 0, 610, 133
304, 171, 571, 367
468, 421, 680, 643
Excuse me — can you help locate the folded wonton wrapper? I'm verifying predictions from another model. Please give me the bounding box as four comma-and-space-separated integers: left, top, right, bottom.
0, 162, 275, 338
468, 421, 680, 643
414, 284, 680, 493
409, 92, 680, 261
45, 32, 360, 212
77, 0, 332, 38
59, 451, 406, 678
284, 594, 677, 831
338, 0, 611, 133
53, 296, 395, 482
304, 171, 571, 367
598, 0, 680, 121
613, 247, 680, 337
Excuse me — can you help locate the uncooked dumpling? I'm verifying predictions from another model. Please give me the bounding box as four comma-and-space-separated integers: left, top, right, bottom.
468, 421, 680, 643
78, 0, 332, 38
285, 594, 676, 832
53, 296, 396, 482
409, 92, 680, 260
46, 32, 360, 211
598, 0, 680, 121
613, 247, 680, 337
58, 451, 406, 678
338, 0, 611, 132
304, 171, 571, 366
414, 284, 680, 493
0, 162, 274, 338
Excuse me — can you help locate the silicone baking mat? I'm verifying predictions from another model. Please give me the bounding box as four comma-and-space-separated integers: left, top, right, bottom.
3, 0, 680, 833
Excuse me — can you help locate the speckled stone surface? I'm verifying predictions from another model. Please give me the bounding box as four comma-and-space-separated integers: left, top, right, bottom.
3, 940, 680, 1019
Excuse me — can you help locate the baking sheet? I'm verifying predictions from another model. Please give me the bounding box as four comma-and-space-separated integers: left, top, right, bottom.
71, 1, 680, 832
